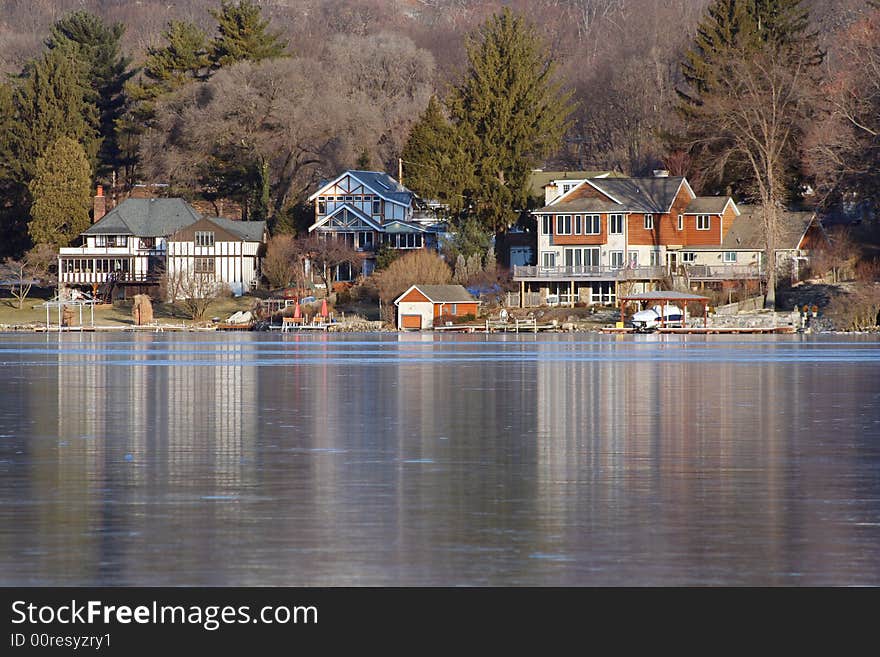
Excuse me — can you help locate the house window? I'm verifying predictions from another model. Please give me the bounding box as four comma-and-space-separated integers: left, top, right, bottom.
562, 183, 572, 194
696, 215, 711, 230
628, 251, 639, 267
542, 252, 556, 268
318, 197, 326, 214
194, 257, 214, 274
609, 214, 624, 235
372, 199, 381, 215
591, 281, 616, 305
139, 237, 155, 249
344, 196, 353, 202
574, 215, 582, 235
94, 235, 106, 247
584, 215, 600, 235
678, 214, 684, 231
195, 231, 215, 247
541, 216, 552, 235
650, 250, 661, 266
644, 214, 654, 230
682, 252, 697, 263
610, 251, 625, 268
449, 304, 458, 315
358, 232, 374, 249
564, 247, 599, 267
723, 251, 737, 263
556, 215, 572, 235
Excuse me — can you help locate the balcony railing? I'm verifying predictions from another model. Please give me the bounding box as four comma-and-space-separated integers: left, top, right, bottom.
512, 264, 764, 282
512, 265, 667, 281
684, 264, 763, 280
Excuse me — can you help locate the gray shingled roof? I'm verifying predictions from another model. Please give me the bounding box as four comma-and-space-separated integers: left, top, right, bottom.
83, 198, 201, 237
412, 285, 476, 303
722, 205, 816, 250
534, 198, 626, 214
349, 170, 413, 205
206, 217, 266, 242
586, 177, 686, 213
685, 197, 732, 214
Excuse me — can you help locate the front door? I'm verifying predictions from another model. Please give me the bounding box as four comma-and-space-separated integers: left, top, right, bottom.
667, 252, 678, 271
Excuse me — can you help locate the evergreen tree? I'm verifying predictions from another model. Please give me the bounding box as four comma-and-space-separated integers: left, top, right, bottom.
681, 0, 822, 109
448, 9, 573, 233
401, 96, 474, 215
209, 1, 288, 68
120, 21, 211, 183
7, 48, 98, 186
28, 137, 92, 248
677, 0, 823, 196
0, 82, 28, 257
46, 11, 134, 177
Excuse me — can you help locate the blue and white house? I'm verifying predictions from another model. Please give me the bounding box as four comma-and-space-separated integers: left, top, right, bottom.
307, 170, 445, 277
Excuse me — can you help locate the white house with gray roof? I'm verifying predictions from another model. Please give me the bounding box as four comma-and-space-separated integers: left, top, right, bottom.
307, 170, 445, 278
58, 196, 267, 298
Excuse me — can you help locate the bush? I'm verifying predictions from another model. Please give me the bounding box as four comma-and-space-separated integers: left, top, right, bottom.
823, 283, 880, 330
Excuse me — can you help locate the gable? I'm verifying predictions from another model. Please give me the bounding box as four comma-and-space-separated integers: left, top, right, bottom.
309, 204, 383, 232
170, 216, 242, 243
309, 170, 413, 206
399, 288, 432, 303
556, 180, 618, 205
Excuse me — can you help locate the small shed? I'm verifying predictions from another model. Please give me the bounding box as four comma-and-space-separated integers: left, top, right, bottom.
394, 284, 479, 330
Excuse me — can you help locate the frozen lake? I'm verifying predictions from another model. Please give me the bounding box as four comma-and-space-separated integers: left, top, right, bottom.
1, 331, 879, 585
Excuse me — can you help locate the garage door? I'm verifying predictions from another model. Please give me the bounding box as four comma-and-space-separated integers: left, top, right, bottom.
401, 314, 422, 330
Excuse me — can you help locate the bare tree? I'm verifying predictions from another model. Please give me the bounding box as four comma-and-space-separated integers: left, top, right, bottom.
164, 267, 223, 321
688, 48, 817, 308
0, 243, 55, 309
299, 235, 362, 296
804, 9, 880, 214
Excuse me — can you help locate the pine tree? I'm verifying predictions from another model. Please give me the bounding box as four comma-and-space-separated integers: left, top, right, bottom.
8, 48, 98, 186
120, 21, 211, 183
449, 9, 574, 233
28, 137, 92, 248
681, 0, 822, 108
401, 96, 474, 215
46, 11, 134, 177
0, 82, 28, 257
209, 1, 288, 68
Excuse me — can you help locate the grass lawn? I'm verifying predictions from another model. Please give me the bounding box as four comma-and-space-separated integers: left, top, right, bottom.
0, 292, 257, 329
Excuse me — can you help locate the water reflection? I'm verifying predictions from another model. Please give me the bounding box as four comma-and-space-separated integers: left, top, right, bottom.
0, 333, 878, 585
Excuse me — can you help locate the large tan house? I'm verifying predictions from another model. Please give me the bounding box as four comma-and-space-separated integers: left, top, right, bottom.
513, 173, 823, 306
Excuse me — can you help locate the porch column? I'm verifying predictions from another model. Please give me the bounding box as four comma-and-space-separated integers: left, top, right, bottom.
520, 280, 524, 308
570, 280, 575, 308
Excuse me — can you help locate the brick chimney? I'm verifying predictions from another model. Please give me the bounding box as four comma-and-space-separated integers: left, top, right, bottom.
93, 185, 106, 223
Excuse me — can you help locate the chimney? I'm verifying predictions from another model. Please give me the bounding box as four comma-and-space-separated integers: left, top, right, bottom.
544, 183, 558, 206
93, 185, 106, 223
653, 169, 670, 178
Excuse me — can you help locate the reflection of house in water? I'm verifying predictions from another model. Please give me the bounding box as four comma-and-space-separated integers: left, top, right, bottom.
56, 334, 259, 492
530, 339, 801, 581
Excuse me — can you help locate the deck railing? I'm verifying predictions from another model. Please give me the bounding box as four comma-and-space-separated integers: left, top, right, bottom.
512, 265, 667, 281
512, 264, 764, 282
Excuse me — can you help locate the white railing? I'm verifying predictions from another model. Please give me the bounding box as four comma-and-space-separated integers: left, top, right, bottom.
684, 264, 763, 280
512, 264, 764, 281
512, 265, 666, 280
